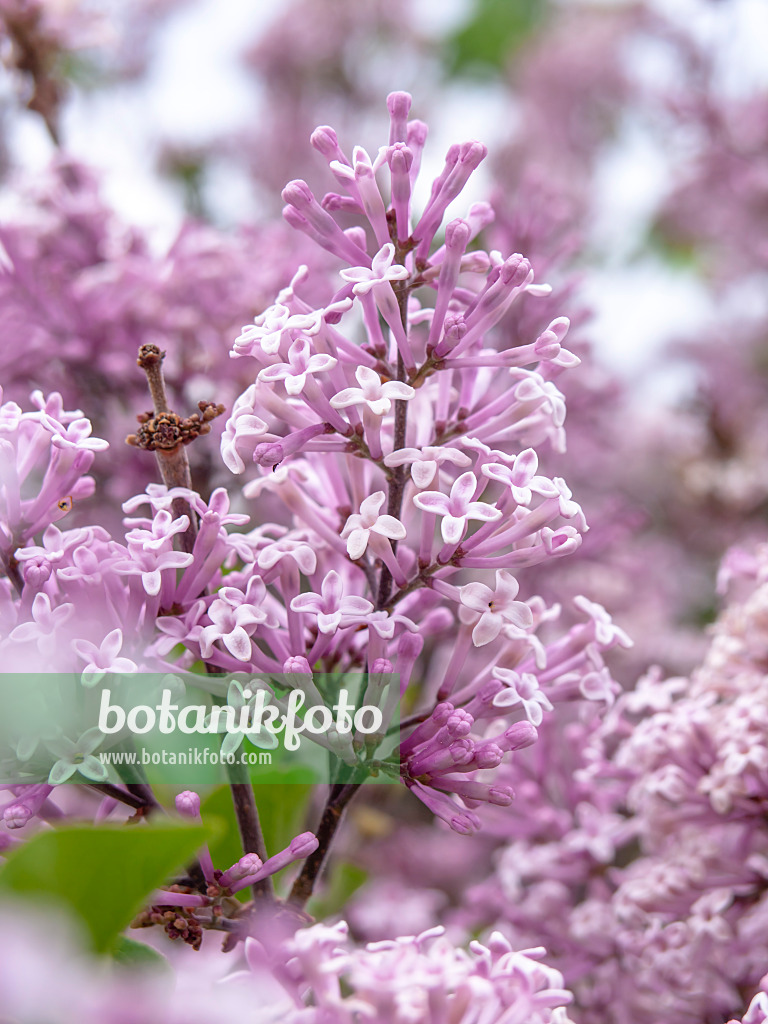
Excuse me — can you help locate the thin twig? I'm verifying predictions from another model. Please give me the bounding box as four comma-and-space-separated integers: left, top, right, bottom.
0, 551, 24, 597
88, 782, 150, 811
125, 782, 162, 813
377, 284, 411, 609
135, 344, 198, 553
287, 782, 361, 909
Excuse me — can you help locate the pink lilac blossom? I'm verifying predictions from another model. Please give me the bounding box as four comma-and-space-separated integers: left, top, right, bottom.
0, 157, 325, 520
218, 91, 626, 835
353, 539, 768, 1024
0, 95, 625, 874
0, 901, 577, 1024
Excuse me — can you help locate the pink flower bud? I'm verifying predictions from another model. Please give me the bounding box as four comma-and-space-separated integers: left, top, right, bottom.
175, 791, 201, 818
289, 831, 319, 857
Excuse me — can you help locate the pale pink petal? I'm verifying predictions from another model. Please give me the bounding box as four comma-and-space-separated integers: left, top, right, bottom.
258, 364, 292, 383
495, 571, 520, 601
346, 528, 369, 561
359, 492, 386, 518
341, 596, 375, 615
317, 611, 342, 634
101, 629, 123, 663
410, 462, 438, 489
466, 501, 502, 522
199, 625, 220, 658
381, 381, 415, 401
224, 627, 253, 662
512, 449, 538, 483
413, 492, 450, 515
321, 571, 344, 607
472, 612, 503, 646
441, 514, 466, 545
142, 570, 162, 596
383, 447, 421, 468
503, 602, 534, 630
111, 657, 137, 673
330, 387, 365, 409
459, 582, 494, 613
72, 638, 100, 661
451, 471, 479, 507
372, 515, 406, 540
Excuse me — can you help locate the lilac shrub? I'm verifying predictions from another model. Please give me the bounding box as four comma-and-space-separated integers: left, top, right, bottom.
0, 88, 629, 1021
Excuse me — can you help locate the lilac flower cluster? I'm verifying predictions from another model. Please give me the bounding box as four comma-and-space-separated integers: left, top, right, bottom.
0, 99, 627, 977
218, 91, 628, 831
0, 901, 578, 1024
356, 537, 768, 1024
0, 156, 318, 515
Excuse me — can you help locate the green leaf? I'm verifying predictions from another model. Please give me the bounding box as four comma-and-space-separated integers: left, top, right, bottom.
443, 0, 547, 78
0, 821, 209, 953
251, 776, 313, 859
112, 935, 170, 973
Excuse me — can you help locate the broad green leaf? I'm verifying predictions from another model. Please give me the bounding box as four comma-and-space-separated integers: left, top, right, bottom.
0, 821, 209, 952
252, 775, 313, 859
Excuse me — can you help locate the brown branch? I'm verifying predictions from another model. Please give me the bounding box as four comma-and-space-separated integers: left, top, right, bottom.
287, 782, 361, 909
0, 550, 24, 597
133, 344, 197, 553
88, 782, 151, 811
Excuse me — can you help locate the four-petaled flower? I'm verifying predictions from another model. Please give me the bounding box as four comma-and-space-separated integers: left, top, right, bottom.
341, 492, 406, 560
384, 446, 472, 489
206, 680, 279, 756
9, 593, 73, 654
14, 524, 76, 566
340, 242, 409, 296
72, 628, 138, 687
330, 365, 414, 417
46, 417, 109, 452
125, 510, 190, 552
233, 303, 321, 358
257, 535, 318, 575
220, 385, 270, 474
258, 337, 337, 395
481, 448, 559, 506
290, 571, 373, 634
112, 546, 193, 596
46, 727, 108, 784
199, 578, 273, 662
413, 472, 501, 545
574, 595, 632, 648
459, 570, 534, 646
491, 668, 553, 726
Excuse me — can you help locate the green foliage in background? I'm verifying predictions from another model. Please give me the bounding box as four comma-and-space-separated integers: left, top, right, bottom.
443, 0, 548, 77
